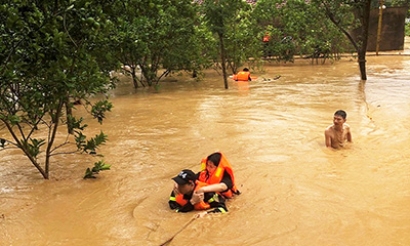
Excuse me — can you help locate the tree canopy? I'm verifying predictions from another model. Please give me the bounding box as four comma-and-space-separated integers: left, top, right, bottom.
1, 0, 404, 179
0, 0, 114, 179
107, 0, 200, 88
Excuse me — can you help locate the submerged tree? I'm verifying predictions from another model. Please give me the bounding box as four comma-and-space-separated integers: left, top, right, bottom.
108, 0, 200, 88
0, 0, 114, 179
312, 0, 372, 80
221, 3, 260, 75
254, 0, 348, 64
201, 0, 256, 89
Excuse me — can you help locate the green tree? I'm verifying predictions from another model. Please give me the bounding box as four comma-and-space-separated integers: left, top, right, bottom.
201, 0, 255, 89
108, 0, 200, 88
187, 17, 220, 79
222, 4, 261, 74
0, 0, 114, 179
254, 0, 347, 64
312, 0, 372, 80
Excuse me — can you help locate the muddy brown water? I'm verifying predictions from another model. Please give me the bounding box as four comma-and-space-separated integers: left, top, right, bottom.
1, 54, 410, 246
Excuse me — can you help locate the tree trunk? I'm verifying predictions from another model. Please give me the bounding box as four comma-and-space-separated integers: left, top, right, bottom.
131, 67, 139, 88
65, 96, 73, 134
357, 0, 372, 81
218, 33, 229, 89
358, 51, 367, 81
322, 0, 372, 81
44, 100, 64, 179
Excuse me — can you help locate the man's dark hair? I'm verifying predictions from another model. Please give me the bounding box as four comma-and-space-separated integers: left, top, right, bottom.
243, 68, 249, 72
334, 110, 347, 119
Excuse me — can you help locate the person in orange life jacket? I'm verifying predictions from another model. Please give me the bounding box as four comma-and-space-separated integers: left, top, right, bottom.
263, 32, 271, 58
233, 68, 251, 81
168, 169, 228, 214
196, 152, 241, 199
263, 32, 270, 43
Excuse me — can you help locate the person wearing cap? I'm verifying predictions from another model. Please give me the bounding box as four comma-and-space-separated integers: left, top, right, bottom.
168, 169, 228, 214
196, 152, 240, 199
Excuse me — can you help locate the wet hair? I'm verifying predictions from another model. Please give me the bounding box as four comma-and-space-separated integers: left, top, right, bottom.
334, 110, 347, 119
243, 68, 249, 72
207, 152, 221, 167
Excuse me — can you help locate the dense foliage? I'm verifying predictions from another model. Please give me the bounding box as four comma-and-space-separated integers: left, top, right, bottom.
254, 0, 350, 64
0, 0, 114, 179
107, 0, 200, 88
200, 0, 259, 88
1, 0, 406, 179
310, 0, 373, 80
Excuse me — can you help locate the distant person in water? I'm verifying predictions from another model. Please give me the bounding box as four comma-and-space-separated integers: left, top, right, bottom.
233, 68, 252, 81
325, 110, 352, 149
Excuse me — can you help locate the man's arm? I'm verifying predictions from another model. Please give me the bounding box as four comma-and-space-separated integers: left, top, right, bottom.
220, 172, 233, 190
197, 183, 227, 193
347, 132, 352, 142
196, 172, 232, 194
346, 126, 352, 142
324, 129, 332, 148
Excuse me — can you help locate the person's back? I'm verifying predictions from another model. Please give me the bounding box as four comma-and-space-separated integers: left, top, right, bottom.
235, 68, 251, 81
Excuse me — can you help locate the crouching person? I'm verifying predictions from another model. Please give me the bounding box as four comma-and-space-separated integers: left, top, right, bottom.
169, 169, 228, 214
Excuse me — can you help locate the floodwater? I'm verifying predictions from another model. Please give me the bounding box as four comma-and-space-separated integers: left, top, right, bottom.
1, 53, 410, 246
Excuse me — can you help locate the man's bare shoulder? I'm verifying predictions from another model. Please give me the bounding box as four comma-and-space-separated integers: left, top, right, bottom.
325, 125, 334, 132
343, 123, 351, 130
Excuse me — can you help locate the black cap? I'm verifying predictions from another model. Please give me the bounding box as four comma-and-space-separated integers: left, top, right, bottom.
172, 169, 196, 185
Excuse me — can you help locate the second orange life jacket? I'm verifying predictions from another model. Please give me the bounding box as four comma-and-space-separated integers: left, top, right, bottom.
198, 152, 239, 198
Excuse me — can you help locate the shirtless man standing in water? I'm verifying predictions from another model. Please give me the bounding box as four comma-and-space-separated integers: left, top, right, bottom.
325, 110, 352, 149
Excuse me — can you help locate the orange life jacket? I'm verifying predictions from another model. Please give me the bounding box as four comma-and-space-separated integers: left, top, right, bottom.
198, 152, 239, 198
175, 181, 211, 210
235, 71, 250, 81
